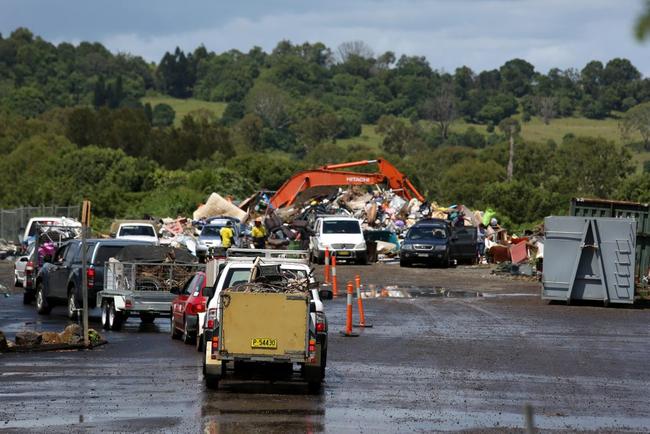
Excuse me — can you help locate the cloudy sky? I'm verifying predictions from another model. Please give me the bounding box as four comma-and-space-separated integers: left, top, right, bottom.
2, 0, 650, 74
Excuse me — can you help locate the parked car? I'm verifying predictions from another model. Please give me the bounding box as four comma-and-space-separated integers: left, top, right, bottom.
400, 219, 450, 267
170, 271, 209, 344
197, 218, 241, 252
14, 244, 35, 288
309, 216, 367, 264
33, 239, 154, 318
113, 222, 159, 244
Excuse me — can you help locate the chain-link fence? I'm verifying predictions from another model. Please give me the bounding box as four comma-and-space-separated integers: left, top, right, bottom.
0, 205, 80, 243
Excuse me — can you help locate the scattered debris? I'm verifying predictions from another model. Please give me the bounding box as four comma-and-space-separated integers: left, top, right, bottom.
0, 325, 106, 353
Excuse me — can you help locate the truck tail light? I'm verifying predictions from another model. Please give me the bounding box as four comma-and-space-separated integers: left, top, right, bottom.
308, 338, 317, 363
87, 267, 95, 289
125, 299, 132, 308
211, 336, 219, 359
315, 312, 326, 332
207, 308, 217, 329
25, 261, 34, 286
195, 304, 205, 313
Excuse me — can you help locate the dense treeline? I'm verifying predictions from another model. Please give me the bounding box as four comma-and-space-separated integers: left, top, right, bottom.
1, 28, 649, 230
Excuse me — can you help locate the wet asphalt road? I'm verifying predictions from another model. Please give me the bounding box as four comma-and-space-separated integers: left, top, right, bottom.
2, 263, 650, 433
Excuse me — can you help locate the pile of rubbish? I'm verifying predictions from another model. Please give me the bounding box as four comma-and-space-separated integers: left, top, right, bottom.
94, 187, 546, 268
0, 324, 104, 352
0, 239, 18, 260
225, 263, 310, 294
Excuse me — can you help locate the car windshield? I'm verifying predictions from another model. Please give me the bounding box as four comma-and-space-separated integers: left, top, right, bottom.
408, 226, 447, 240
323, 220, 361, 234
201, 226, 222, 237
120, 225, 155, 237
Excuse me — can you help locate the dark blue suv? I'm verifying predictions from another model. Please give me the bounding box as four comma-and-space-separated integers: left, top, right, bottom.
33, 239, 153, 318
400, 219, 450, 267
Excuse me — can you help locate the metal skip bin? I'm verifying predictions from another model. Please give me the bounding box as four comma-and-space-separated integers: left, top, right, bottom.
542, 216, 637, 304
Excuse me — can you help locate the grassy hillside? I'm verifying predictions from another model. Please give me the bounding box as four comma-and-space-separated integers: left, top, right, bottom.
140, 96, 226, 126
337, 117, 648, 170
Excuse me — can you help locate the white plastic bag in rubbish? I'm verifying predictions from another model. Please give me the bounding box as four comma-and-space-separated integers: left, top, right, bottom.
389, 196, 407, 213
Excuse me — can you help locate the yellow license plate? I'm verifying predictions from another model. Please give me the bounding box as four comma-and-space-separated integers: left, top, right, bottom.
337, 251, 351, 256
251, 338, 277, 349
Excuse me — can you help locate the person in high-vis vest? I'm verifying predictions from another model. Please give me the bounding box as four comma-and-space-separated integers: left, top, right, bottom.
251, 218, 267, 249
220, 221, 235, 249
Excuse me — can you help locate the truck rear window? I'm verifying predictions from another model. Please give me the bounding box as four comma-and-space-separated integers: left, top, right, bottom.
323, 221, 361, 234
93, 246, 125, 265
119, 225, 155, 237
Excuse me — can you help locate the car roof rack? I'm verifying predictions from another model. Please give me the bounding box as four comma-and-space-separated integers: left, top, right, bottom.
226, 248, 310, 264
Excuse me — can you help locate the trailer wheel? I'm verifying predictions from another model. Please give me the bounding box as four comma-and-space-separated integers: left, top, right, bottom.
205, 374, 220, 390
101, 302, 110, 330
67, 289, 78, 320
108, 302, 124, 331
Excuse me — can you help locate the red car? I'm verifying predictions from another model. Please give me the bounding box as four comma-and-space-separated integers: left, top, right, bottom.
170, 271, 208, 344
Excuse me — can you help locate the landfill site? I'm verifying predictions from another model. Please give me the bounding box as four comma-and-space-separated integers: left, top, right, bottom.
0, 159, 649, 433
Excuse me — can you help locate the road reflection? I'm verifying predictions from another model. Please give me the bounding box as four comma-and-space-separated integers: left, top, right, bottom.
201, 380, 326, 433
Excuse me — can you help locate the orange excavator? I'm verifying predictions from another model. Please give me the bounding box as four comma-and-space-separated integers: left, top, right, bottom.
269, 159, 425, 209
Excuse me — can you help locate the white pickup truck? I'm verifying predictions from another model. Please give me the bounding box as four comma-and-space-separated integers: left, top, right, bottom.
198, 249, 330, 391
111, 221, 159, 245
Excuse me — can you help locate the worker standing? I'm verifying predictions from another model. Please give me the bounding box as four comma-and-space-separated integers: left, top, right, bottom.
220, 221, 235, 250
251, 218, 267, 249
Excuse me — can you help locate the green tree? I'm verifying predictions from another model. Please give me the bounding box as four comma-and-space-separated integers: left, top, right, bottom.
235, 113, 264, 151
620, 102, 650, 149
226, 154, 303, 190
438, 159, 506, 206
499, 59, 535, 97
66, 107, 98, 147
5, 86, 46, 117
552, 136, 633, 198
152, 103, 176, 127
375, 115, 425, 157
616, 173, 650, 203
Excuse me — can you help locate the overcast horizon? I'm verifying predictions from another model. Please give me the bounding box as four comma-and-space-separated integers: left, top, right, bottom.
2, 0, 650, 75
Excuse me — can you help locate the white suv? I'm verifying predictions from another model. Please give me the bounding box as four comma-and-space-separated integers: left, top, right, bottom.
310, 216, 367, 264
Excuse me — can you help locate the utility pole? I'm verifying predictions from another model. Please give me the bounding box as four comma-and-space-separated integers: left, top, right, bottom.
80, 200, 91, 347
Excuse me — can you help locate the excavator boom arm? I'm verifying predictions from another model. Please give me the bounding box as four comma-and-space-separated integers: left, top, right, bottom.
269, 159, 424, 209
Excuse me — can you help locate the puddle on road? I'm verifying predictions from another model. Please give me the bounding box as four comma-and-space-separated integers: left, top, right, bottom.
360, 285, 481, 299
359, 285, 536, 299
